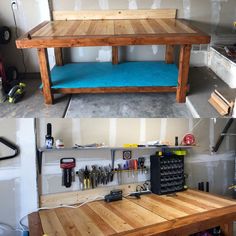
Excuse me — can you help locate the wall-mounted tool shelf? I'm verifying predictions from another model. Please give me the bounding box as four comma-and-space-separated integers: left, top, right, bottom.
37, 145, 193, 174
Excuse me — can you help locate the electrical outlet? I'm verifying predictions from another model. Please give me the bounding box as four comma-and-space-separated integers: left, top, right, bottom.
11, 0, 18, 10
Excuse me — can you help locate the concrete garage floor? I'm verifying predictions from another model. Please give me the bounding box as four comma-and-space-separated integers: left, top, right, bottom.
65, 93, 192, 118
0, 67, 229, 118
187, 67, 229, 118
0, 75, 70, 118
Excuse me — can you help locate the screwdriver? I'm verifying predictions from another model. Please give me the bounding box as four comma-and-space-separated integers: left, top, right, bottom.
138, 157, 145, 174
133, 159, 138, 180
124, 160, 129, 177
129, 160, 134, 178
84, 166, 90, 189
133, 159, 138, 171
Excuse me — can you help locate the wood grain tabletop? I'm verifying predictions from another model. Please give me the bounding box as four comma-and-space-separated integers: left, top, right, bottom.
32, 189, 236, 236
16, 19, 210, 48
31, 19, 196, 37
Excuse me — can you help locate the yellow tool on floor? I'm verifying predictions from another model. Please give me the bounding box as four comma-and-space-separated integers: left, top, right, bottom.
228, 185, 236, 190
8, 82, 26, 103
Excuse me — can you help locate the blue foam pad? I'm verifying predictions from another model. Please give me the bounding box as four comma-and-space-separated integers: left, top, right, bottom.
49, 62, 178, 89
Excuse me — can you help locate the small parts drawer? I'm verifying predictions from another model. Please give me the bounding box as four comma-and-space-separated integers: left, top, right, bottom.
150, 154, 185, 195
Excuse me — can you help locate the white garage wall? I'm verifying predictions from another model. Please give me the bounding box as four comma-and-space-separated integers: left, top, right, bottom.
0, 119, 37, 228
0, 0, 53, 73
36, 118, 236, 196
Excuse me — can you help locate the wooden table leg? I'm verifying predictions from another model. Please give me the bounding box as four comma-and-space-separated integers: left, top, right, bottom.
165, 45, 174, 64
176, 44, 191, 103
28, 212, 44, 236
54, 48, 63, 66
221, 222, 233, 236
112, 46, 119, 65
37, 48, 54, 105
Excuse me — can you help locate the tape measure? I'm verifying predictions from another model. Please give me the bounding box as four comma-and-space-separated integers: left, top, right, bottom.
182, 134, 195, 146
0, 26, 11, 44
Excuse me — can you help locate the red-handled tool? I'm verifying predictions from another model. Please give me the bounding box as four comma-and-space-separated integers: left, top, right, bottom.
60, 158, 76, 188
133, 159, 138, 171
133, 159, 138, 179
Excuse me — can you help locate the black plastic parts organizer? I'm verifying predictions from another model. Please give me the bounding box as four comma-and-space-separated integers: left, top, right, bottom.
150, 154, 185, 195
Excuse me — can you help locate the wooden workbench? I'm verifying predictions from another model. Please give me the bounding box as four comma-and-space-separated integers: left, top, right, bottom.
16, 9, 211, 105
29, 189, 236, 236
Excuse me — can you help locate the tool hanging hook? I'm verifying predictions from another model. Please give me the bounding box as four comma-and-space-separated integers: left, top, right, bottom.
0, 137, 19, 161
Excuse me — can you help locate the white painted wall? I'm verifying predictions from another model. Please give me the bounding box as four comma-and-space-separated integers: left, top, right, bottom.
0, 0, 53, 73
208, 47, 236, 88
37, 118, 191, 148
36, 118, 236, 196
36, 118, 236, 153
0, 119, 37, 228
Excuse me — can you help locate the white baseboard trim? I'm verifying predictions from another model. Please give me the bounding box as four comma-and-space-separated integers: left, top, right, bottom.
186, 97, 200, 118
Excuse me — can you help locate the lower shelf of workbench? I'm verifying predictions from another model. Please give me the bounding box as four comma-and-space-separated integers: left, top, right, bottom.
45, 61, 179, 90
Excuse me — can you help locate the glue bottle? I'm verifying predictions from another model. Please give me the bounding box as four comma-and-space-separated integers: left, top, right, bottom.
45, 123, 54, 149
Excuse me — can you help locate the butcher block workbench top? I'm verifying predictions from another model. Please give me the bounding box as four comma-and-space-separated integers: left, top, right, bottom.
29, 189, 236, 236
16, 18, 210, 48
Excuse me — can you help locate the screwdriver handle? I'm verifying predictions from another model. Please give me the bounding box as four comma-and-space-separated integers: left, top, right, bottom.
133, 160, 138, 170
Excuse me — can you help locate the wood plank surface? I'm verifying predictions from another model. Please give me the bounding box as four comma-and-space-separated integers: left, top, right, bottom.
186, 189, 236, 206
112, 46, 119, 65
114, 20, 135, 35
116, 205, 236, 236
81, 205, 116, 235
53, 9, 177, 20
31, 19, 197, 38
177, 191, 227, 208
70, 207, 105, 236
17, 34, 210, 48
37, 48, 54, 104
97, 199, 166, 227
52, 86, 177, 95
220, 222, 234, 236
37, 190, 236, 236
40, 183, 141, 207
16, 18, 210, 48
54, 48, 63, 66
28, 212, 44, 236
165, 45, 174, 64
176, 44, 191, 103
54, 208, 83, 236
129, 195, 188, 220
40, 210, 67, 236
86, 201, 134, 233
